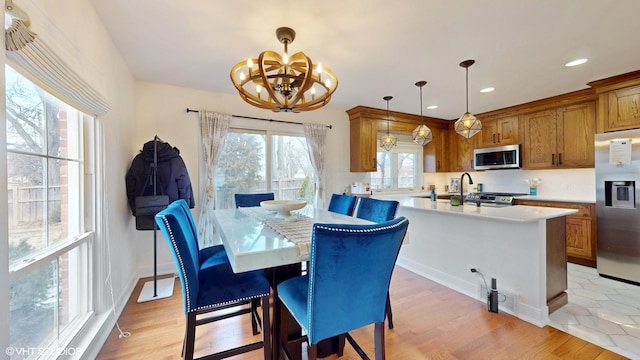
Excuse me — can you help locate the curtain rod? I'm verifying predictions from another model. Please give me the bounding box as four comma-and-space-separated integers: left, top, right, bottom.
186, 108, 332, 129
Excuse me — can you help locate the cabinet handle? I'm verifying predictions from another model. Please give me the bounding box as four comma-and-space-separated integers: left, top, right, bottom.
437, 160, 440, 170
497, 133, 501, 143
373, 158, 377, 169
551, 154, 555, 165
492, 134, 496, 143
558, 153, 562, 165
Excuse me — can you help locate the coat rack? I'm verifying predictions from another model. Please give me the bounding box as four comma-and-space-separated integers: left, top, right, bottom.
137, 135, 175, 302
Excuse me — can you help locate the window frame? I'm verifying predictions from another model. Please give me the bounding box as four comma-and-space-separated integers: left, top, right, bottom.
373, 133, 424, 192
5, 63, 95, 356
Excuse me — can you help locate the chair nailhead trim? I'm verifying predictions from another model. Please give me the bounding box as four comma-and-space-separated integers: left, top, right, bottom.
160, 214, 271, 314
314, 217, 408, 233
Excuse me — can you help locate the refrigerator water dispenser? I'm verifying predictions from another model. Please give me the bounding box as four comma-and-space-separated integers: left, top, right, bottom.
605, 181, 636, 209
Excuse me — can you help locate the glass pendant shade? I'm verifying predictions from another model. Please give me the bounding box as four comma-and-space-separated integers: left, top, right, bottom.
380, 95, 397, 151
413, 80, 432, 146
455, 112, 482, 139
412, 124, 433, 146
380, 133, 397, 151
456, 59, 482, 138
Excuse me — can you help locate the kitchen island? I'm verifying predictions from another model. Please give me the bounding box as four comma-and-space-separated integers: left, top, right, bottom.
374, 195, 577, 327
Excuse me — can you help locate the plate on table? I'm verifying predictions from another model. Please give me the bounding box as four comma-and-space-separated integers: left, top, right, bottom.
260, 200, 307, 220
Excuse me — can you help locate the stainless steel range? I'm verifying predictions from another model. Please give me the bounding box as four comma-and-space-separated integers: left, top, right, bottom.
465, 192, 526, 207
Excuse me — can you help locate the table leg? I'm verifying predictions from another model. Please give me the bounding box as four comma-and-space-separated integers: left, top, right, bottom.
268, 263, 303, 360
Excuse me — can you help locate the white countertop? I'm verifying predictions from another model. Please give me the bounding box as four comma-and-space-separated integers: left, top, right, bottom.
374, 195, 578, 222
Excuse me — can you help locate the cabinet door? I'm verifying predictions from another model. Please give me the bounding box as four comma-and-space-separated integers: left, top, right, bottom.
566, 217, 592, 260
449, 131, 475, 171
522, 110, 557, 169
603, 85, 640, 132
349, 119, 377, 172
424, 127, 449, 172
475, 116, 519, 148
556, 102, 595, 168
476, 118, 498, 148
496, 116, 519, 145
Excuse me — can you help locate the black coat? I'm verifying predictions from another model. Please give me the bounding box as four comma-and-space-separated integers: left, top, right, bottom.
125, 139, 195, 216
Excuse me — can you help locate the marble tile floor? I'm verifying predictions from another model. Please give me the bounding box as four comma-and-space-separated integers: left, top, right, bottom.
549, 263, 640, 359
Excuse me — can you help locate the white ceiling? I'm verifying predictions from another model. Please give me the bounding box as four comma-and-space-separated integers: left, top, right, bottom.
89, 0, 640, 120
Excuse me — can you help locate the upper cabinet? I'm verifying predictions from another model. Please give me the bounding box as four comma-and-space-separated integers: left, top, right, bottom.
476, 115, 519, 148
346, 106, 449, 172
449, 126, 476, 172
424, 127, 449, 172
588, 70, 640, 133
522, 102, 595, 169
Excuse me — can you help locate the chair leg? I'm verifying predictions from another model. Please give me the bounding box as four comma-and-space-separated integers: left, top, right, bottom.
184, 312, 197, 360
308, 343, 318, 360
337, 334, 346, 357
386, 294, 394, 329
374, 322, 386, 360
261, 295, 271, 360
251, 298, 261, 335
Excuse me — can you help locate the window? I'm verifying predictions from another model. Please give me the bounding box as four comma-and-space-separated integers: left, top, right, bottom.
371, 134, 423, 191
214, 130, 315, 208
6, 65, 93, 357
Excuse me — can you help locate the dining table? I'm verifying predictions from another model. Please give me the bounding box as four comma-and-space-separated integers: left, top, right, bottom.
212, 205, 373, 360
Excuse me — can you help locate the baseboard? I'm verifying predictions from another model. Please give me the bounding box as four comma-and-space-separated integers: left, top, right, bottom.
396, 258, 550, 328
73, 273, 138, 360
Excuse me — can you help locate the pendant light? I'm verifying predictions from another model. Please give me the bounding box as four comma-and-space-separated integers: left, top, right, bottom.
379, 96, 397, 151
455, 59, 482, 138
412, 80, 433, 146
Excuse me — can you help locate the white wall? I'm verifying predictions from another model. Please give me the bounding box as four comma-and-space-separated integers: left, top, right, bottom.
2, 0, 138, 356
132, 81, 363, 275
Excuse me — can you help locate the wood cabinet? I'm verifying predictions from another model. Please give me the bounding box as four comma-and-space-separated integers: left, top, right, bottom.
448, 129, 475, 172
346, 106, 450, 173
476, 115, 519, 148
424, 127, 449, 172
522, 102, 595, 169
514, 199, 596, 267
349, 117, 377, 172
588, 70, 640, 133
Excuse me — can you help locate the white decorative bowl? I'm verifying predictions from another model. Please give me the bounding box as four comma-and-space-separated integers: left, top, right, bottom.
260, 200, 307, 220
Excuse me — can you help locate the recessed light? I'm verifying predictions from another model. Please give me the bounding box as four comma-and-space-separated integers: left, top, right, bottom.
426, 105, 438, 110
480, 87, 494, 93
565, 58, 588, 67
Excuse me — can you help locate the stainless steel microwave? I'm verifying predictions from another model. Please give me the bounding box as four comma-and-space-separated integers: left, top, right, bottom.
474, 144, 521, 170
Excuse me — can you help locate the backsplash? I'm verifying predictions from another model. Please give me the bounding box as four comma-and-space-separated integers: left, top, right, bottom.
424, 168, 595, 202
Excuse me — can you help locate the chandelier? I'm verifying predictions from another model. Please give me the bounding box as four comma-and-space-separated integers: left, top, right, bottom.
230, 27, 338, 113
380, 96, 397, 151
412, 80, 433, 146
455, 59, 482, 138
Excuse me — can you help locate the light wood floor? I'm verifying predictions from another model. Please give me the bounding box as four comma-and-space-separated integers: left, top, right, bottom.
97, 267, 628, 360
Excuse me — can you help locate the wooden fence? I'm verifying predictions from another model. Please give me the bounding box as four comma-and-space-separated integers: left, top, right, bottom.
8, 184, 61, 226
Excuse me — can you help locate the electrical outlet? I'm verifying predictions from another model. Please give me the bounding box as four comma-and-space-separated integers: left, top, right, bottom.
479, 283, 519, 315
467, 265, 477, 273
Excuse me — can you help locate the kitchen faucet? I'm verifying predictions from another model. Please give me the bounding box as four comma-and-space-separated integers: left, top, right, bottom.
460, 172, 474, 204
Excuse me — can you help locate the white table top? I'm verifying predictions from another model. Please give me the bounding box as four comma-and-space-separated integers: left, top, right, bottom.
212, 206, 372, 273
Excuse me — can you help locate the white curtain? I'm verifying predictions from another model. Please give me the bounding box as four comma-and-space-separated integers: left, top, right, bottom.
197, 111, 231, 246
303, 123, 328, 209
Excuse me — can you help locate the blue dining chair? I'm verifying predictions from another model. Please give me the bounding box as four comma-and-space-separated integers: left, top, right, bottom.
234, 192, 275, 208
169, 200, 262, 335
170, 200, 228, 269
355, 197, 400, 328
327, 193, 358, 216
155, 205, 272, 360
276, 217, 409, 360
355, 197, 399, 223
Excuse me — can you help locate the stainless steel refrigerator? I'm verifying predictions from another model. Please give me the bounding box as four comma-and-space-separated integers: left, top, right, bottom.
596, 128, 640, 284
